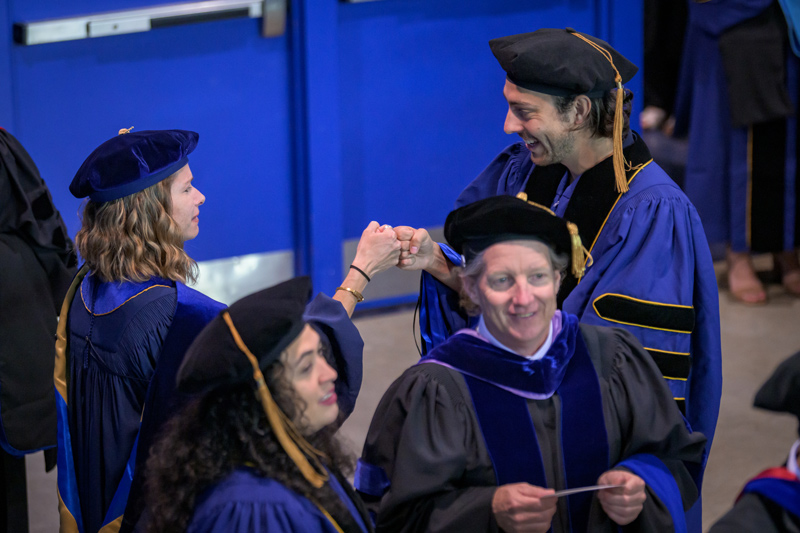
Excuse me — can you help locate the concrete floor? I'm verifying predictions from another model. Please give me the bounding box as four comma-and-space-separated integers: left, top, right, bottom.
25, 257, 800, 532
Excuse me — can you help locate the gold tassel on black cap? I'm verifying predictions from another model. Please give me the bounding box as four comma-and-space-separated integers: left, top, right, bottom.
567, 222, 593, 280
118, 126, 134, 135
221, 312, 330, 489
515, 192, 592, 280
567, 31, 630, 194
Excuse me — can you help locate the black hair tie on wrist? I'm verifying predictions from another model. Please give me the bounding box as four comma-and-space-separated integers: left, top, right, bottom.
349, 264, 371, 282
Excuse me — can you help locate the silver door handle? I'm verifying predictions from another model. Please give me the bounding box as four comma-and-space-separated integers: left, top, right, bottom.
13, 0, 286, 46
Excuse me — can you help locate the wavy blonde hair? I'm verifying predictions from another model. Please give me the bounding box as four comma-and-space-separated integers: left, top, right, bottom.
75, 175, 198, 284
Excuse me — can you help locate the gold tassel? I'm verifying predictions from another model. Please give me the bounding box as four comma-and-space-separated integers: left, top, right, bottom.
516, 194, 593, 280
568, 31, 630, 194
612, 80, 628, 194
567, 222, 593, 280
222, 312, 329, 489
118, 126, 134, 135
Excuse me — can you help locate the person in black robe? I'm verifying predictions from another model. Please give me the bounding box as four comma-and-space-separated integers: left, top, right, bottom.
710, 350, 800, 532
0, 127, 77, 532
356, 195, 706, 532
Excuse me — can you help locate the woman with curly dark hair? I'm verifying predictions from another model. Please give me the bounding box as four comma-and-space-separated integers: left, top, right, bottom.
143, 276, 374, 532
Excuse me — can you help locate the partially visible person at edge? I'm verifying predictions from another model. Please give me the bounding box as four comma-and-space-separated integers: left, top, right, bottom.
710, 350, 800, 532
56, 127, 401, 533
673, 0, 800, 304
0, 127, 77, 533
142, 276, 374, 532
356, 195, 706, 532
389, 28, 722, 519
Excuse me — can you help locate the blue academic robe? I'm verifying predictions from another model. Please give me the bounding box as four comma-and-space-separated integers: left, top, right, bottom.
420, 133, 722, 457
56, 266, 366, 533
188, 468, 369, 533
55, 266, 224, 533
674, 0, 800, 253
118, 290, 365, 533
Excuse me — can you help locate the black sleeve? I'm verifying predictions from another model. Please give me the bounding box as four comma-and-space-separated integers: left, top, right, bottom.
584, 326, 707, 529
358, 364, 498, 533
709, 492, 800, 533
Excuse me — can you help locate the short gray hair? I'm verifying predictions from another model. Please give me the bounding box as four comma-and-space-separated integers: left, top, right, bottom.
456, 239, 567, 315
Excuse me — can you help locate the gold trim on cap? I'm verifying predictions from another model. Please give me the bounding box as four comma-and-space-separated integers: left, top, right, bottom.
567, 222, 592, 280
514, 193, 592, 280
221, 311, 330, 489
515, 192, 556, 216
567, 31, 641, 194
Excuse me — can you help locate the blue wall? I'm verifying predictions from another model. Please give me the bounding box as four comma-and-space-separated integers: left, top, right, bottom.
2, 0, 643, 300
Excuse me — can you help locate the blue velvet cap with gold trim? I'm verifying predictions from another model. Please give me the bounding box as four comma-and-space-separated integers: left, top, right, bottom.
70, 128, 198, 203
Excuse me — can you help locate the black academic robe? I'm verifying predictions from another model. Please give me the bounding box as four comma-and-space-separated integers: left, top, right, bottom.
0, 127, 76, 532
710, 492, 800, 533
357, 318, 706, 532
710, 464, 800, 533
0, 127, 76, 456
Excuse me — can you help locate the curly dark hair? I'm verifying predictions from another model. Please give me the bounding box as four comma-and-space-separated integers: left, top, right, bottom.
143, 360, 362, 532
553, 87, 635, 140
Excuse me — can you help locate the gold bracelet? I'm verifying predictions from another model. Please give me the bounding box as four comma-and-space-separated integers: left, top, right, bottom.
336, 286, 364, 303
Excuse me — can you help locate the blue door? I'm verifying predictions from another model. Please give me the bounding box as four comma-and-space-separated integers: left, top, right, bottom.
334, 0, 643, 306
1, 0, 641, 306
2, 0, 297, 302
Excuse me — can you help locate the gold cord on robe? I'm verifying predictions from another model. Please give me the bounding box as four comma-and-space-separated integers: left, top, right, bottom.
221, 312, 330, 489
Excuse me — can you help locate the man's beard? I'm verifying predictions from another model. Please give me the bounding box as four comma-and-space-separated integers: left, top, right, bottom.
529, 128, 575, 167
